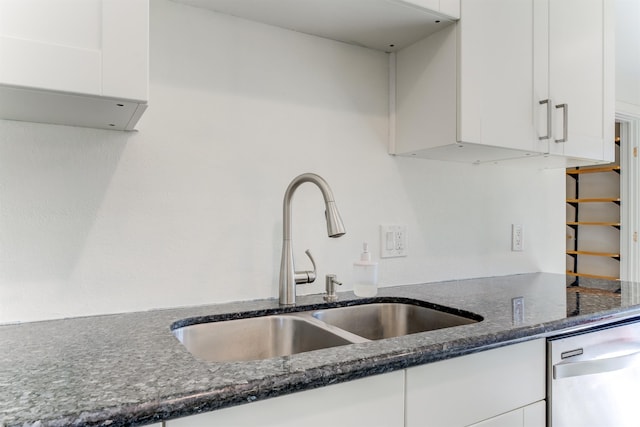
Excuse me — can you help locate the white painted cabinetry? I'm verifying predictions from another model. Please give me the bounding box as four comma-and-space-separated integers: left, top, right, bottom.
616, 0, 640, 116
167, 370, 405, 427
166, 340, 546, 427
0, 0, 148, 130
394, 0, 614, 167
405, 339, 545, 427
541, 0, 614, 162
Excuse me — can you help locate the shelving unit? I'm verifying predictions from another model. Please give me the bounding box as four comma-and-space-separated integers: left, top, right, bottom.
566, 137, 621, 285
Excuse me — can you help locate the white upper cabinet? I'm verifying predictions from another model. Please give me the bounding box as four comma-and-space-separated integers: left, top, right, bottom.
172, 0, 459, 52
616, 0, 640, 115
541, 0, 614, 162
0, 0, 149, 130
394, 0, 614, 167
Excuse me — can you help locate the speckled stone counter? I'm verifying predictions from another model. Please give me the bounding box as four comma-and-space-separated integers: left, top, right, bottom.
2, 273, 640, 426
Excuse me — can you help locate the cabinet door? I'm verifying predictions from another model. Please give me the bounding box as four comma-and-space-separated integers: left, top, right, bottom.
0, 0, 147, 101
395, 0, 539, 161
167, 370, 405, 427
545, 0, 614, 161
0, 0, 148, 130
616, 0, 640, 115
405, 339, 545, 427
457, 0, 537, 153
0, 0, 103, 95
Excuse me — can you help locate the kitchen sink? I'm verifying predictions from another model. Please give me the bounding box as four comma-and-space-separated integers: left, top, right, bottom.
172, 299, 482, 362
312, 302, 480, 340
172, 315, 359, 362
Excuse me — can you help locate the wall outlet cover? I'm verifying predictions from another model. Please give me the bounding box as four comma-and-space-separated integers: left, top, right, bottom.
512, 224, 524, 251
380, 225, 407, 258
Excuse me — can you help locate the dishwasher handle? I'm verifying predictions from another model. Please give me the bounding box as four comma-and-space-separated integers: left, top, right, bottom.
554, 347, 640, 379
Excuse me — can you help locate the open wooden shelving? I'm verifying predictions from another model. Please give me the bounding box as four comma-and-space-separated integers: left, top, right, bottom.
566, 136, 621, 286
566, 221, 620, 227
566, 250, 620, 259
566, 197, 620, 204
566, 165, 620, 175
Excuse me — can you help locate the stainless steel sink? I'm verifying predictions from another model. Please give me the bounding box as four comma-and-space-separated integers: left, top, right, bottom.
312, 303, 480, 340
172, 300, 482, 362
172, 315, 359, 362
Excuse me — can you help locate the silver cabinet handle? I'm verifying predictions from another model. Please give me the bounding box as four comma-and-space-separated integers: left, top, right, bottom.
538, 99, 552, 140
554, 348, 640, 379
555, 103, 568, 143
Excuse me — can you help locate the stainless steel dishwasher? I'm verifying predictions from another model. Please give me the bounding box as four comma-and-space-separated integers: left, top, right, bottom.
548, 318, 640, 427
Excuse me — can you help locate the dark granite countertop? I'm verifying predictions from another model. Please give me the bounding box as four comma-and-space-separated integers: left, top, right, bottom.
2, 273, 640, 426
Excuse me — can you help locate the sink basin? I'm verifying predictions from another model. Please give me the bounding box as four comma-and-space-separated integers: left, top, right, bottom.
312, 303, 480, 340
172, 299, 482, 362
172, 315, 354, 362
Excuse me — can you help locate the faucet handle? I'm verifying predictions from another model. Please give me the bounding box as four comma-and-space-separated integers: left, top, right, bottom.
294, 249, 317, 284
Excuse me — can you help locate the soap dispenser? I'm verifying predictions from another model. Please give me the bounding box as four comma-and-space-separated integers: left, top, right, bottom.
353, 242, 378, 297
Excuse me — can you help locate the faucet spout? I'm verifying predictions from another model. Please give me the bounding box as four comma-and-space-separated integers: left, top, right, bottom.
279, 173, 346, 306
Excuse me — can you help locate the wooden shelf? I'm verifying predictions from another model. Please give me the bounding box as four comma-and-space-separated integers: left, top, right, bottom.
567, 285, 622, 296
567, 221, 621, 227
566, 165, 620, 175
566, 271, 620, 281
566, 197, 620, 204
566, 250, 620, 258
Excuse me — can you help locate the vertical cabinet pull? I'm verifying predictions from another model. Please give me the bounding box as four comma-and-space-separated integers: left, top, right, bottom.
539, 99, 552, 140
555, 103, 568, 143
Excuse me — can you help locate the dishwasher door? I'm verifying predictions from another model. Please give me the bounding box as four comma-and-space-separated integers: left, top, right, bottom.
548, 320, 640, 427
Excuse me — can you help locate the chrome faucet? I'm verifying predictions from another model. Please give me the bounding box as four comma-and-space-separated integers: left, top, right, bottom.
279, 173, 346, 305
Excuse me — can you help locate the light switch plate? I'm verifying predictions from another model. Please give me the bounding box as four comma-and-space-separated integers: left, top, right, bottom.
380, 225, 407, 258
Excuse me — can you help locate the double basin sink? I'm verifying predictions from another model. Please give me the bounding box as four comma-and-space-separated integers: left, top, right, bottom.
172, 299, 482, 362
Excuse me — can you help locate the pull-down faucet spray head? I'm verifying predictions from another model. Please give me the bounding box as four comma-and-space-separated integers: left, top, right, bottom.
325, 201, 346, 238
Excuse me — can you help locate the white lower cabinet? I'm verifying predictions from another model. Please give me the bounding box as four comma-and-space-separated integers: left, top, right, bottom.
166, 340, 546, 427
166, 370, 404, 427
405, 339, 546, 427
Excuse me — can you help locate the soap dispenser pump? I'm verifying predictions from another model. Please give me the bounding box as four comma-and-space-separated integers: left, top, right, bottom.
353, 242, 378, 297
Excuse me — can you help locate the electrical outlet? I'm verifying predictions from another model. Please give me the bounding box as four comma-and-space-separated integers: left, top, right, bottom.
512, 224, 524, 251
380, 225, 407, 258
512, 296, 525, 324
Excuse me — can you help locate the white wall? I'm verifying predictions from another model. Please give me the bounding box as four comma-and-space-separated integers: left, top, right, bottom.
0, 0, 565, 324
